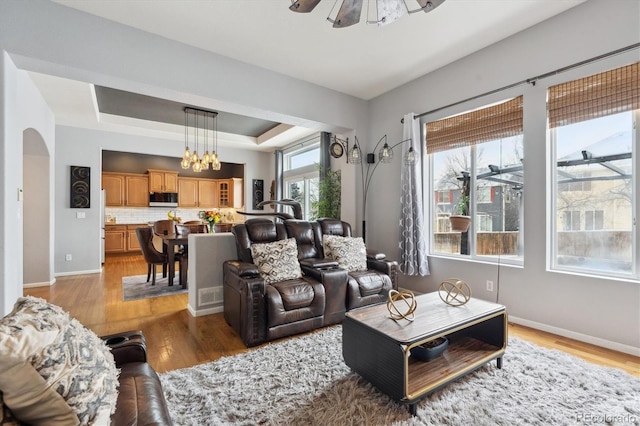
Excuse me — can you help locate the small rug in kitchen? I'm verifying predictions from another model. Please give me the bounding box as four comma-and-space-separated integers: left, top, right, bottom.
122, 274, 187, 301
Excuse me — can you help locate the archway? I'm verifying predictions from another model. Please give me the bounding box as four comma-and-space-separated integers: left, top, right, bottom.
23, 128, 52, 286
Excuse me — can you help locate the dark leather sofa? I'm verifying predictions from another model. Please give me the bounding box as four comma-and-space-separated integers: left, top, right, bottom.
101, 331, 172, 426
223, 218, 398, 347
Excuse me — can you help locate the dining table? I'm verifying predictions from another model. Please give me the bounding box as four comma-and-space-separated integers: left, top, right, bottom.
158, 234, 188, 287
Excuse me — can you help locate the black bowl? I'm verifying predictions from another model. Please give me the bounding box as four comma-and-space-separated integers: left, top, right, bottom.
410, 337, 449, 362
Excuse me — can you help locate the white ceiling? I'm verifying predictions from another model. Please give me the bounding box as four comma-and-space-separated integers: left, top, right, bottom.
32, 0, 585, 148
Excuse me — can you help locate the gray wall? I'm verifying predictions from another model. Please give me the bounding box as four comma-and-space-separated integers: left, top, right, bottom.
365, 0, 640, 353
0, 0, 638, 354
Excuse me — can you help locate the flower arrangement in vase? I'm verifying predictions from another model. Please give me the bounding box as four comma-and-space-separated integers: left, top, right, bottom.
200, 210, 222, 233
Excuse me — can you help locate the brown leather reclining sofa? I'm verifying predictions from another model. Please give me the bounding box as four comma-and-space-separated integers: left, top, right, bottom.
102, 331, 172, 425
223, 218, 398, 347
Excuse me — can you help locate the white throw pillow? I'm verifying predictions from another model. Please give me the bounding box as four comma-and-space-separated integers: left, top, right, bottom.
250, 238, 303, 284
323, 235, 368, 272
0, 296, 119, 425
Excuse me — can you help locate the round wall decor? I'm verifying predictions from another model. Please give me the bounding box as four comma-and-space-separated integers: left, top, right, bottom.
329, 141, 344, 158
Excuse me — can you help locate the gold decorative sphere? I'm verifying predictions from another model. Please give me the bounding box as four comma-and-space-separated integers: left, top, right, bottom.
438, 279, 472, 306
386, 289, 417, 322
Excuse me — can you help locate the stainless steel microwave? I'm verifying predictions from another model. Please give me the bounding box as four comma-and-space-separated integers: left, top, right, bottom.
149, 192, 178, 207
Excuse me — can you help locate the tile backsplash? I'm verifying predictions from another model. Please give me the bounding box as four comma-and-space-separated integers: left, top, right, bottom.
105, 207, 242, 224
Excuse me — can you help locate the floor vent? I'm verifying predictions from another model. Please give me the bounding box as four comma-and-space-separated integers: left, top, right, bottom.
199, 287, 222, 306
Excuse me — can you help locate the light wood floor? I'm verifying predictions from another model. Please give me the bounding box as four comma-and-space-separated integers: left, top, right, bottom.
24, 254, 639, 377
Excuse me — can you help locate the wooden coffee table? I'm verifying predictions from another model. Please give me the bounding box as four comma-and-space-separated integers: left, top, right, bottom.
342, 291, 507, 415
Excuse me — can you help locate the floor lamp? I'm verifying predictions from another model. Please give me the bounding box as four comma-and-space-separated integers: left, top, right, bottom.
332, 134, 415, 241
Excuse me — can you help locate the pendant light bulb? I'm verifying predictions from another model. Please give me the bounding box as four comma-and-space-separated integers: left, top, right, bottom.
404, 146, 416, 165
349, 145, 361, 164
180, 158, 191, 169
379, 143, 393, 163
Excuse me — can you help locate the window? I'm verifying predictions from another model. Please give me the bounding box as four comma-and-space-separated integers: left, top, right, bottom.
436, 190, 451, 204
428, 96, 524, 263
549, 63, 637, 278
283, 142, 320, 220
584, 210, 604, 231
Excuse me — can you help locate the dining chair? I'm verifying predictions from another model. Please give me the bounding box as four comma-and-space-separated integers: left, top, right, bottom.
183, 220, 207, 234
153, 219, 176, 236
136, 227, 170, 285
136, 227, 187, 286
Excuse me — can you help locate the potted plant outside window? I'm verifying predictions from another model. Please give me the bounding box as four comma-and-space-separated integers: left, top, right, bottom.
450, 194, 471, 232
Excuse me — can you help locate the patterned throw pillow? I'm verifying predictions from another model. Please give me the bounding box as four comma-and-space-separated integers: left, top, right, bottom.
250, 238, 303, 284
323, 235, 368, 272
0, 296, 119, 425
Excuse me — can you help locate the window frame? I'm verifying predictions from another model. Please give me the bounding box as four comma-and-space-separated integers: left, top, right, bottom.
549, 109, 638, 280
427, 138, 524, 267
282, 139, 321, 220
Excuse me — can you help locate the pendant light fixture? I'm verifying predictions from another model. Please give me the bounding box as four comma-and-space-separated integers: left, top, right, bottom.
181, 107, 220, 172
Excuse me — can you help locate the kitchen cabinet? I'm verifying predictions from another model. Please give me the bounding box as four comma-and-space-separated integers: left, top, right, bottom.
198, 179, 218, 208
126, 175, 150, 207
177, 177, 218, 208
102, 173, 125, 206
105, 225, 126, 253
102, 173, 149, 207
178, 178, 198, 207
126, 224, 147, 252
148, 169, 178, 193
105, 224, 147, 253
218, 178, 243, 208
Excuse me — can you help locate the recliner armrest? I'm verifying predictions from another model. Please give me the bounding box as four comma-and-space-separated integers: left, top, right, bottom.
225, 260, 260, 278
366, 249, 386, 260
101, 330, 147, 366
300, 258, 339, 269
367, 258, 399, 290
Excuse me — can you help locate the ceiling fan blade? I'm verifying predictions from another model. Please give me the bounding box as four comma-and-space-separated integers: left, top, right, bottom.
376, 0, 408, 26
332, 0, 363, 28
415, 0, 446, 14
289, 0, 322, 13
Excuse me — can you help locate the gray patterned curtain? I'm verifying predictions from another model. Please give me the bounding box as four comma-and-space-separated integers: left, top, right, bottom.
399, 113, 429, 276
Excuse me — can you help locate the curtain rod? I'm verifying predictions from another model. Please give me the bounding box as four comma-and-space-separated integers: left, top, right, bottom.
406, 43, 640, 122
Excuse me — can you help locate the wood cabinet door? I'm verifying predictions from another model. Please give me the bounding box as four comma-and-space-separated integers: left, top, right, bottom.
217, 180, 230, 208
105, 231, 126, 253
127, 228, 142, 252
102, 173, 125, 206
198, 179, 218, 207
148, 170, 178, 192
178, 178, 198, 207
164, 172, 178, 192
126, 175, 149, 206
148, 171, 164, 192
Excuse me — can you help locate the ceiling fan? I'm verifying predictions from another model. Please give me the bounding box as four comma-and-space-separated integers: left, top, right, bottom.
289, 0, 446, 28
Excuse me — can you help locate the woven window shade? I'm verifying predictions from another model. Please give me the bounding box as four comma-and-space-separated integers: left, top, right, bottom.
548, 62, 639, 128
426, 96, 523, 154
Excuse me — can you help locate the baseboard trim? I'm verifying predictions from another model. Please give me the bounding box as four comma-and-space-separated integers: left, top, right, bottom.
55, 269, 102, 277
509, 315, 640, 357
187, 304, 223, 317
24, 279, 56, 288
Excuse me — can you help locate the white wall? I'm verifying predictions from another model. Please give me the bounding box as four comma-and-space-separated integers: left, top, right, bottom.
0, 52, 55, 314
366, 0, 640, 353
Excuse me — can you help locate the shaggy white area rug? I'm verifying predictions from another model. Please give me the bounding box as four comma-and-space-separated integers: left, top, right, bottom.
160, 326, 640, 425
